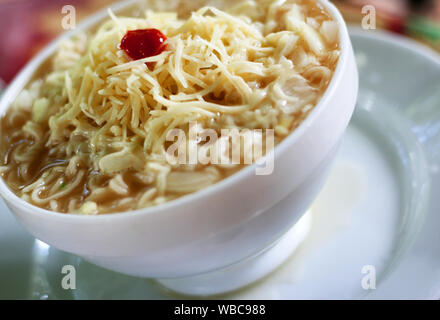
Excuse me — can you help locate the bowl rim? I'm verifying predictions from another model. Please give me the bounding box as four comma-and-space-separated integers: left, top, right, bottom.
0, 0, 351, 220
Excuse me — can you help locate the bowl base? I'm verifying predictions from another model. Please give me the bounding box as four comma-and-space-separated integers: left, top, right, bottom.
155, 211, 312, 297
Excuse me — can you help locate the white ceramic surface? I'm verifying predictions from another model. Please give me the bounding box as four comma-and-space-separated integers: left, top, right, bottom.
157, 212, 312, 296
0, 0, 358, 279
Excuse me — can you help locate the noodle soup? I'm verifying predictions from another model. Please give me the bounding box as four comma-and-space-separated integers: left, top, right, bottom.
0, 0, 340, 214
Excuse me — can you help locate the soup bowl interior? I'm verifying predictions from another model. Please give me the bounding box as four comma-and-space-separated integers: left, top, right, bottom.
0, 0, 358, 278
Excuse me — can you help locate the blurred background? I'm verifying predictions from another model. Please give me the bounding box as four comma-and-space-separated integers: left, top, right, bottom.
0, 0, 439, 86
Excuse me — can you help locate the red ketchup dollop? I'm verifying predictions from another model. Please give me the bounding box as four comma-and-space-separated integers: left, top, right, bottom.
120, 28, 167, 68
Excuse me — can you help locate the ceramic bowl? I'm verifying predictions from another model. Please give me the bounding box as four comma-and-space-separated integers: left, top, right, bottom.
0, 0, 358, 278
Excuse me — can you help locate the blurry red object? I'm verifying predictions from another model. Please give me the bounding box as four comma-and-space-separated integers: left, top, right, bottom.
0, 0, 54, 83
0, 0, 115, 84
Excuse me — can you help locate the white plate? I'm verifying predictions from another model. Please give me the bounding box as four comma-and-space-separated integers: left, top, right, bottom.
0, 28, 439, 300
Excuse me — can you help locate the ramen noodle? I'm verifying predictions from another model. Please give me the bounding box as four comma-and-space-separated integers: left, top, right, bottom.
0, 0, 340, 214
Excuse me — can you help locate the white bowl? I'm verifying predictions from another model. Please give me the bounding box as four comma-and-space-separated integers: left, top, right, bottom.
0, 0, 358, 280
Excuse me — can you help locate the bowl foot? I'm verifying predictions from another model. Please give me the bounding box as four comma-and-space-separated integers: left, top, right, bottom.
156, 211, 312, 297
